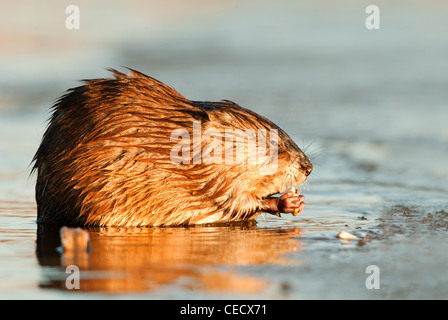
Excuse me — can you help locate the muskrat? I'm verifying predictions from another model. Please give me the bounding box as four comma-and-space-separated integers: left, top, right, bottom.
32, 68, 312, 227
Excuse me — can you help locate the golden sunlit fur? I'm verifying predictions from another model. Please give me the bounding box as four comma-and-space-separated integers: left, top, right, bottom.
32, 69, 312, 227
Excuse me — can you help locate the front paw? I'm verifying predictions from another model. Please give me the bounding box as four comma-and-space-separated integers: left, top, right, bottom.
277, 187, 305, 216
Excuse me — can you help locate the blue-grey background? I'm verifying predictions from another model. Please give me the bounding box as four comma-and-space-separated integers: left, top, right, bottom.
1, 0, 447, 299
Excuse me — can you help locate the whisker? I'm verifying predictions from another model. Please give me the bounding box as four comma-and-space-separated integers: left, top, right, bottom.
280, 107, 293, 131
301, 180, 310, 192
281, 171, 290, 193
302, 137, 318, 152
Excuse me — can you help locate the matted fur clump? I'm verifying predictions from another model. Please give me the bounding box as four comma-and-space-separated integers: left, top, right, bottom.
32, 69, 312, 227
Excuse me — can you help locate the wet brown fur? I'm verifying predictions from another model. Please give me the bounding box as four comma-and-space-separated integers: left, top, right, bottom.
32, 69, 312, 227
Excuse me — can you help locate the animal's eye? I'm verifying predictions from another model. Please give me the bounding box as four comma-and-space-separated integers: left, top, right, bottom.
270, 140, 278, 147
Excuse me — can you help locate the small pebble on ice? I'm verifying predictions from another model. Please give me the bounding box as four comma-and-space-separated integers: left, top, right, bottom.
336, 231, 358, 240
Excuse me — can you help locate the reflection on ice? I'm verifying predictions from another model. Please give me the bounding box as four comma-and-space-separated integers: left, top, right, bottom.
36, 222, 303, 293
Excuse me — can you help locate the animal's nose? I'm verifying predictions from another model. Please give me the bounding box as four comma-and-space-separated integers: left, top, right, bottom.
303, 163, 313, 176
